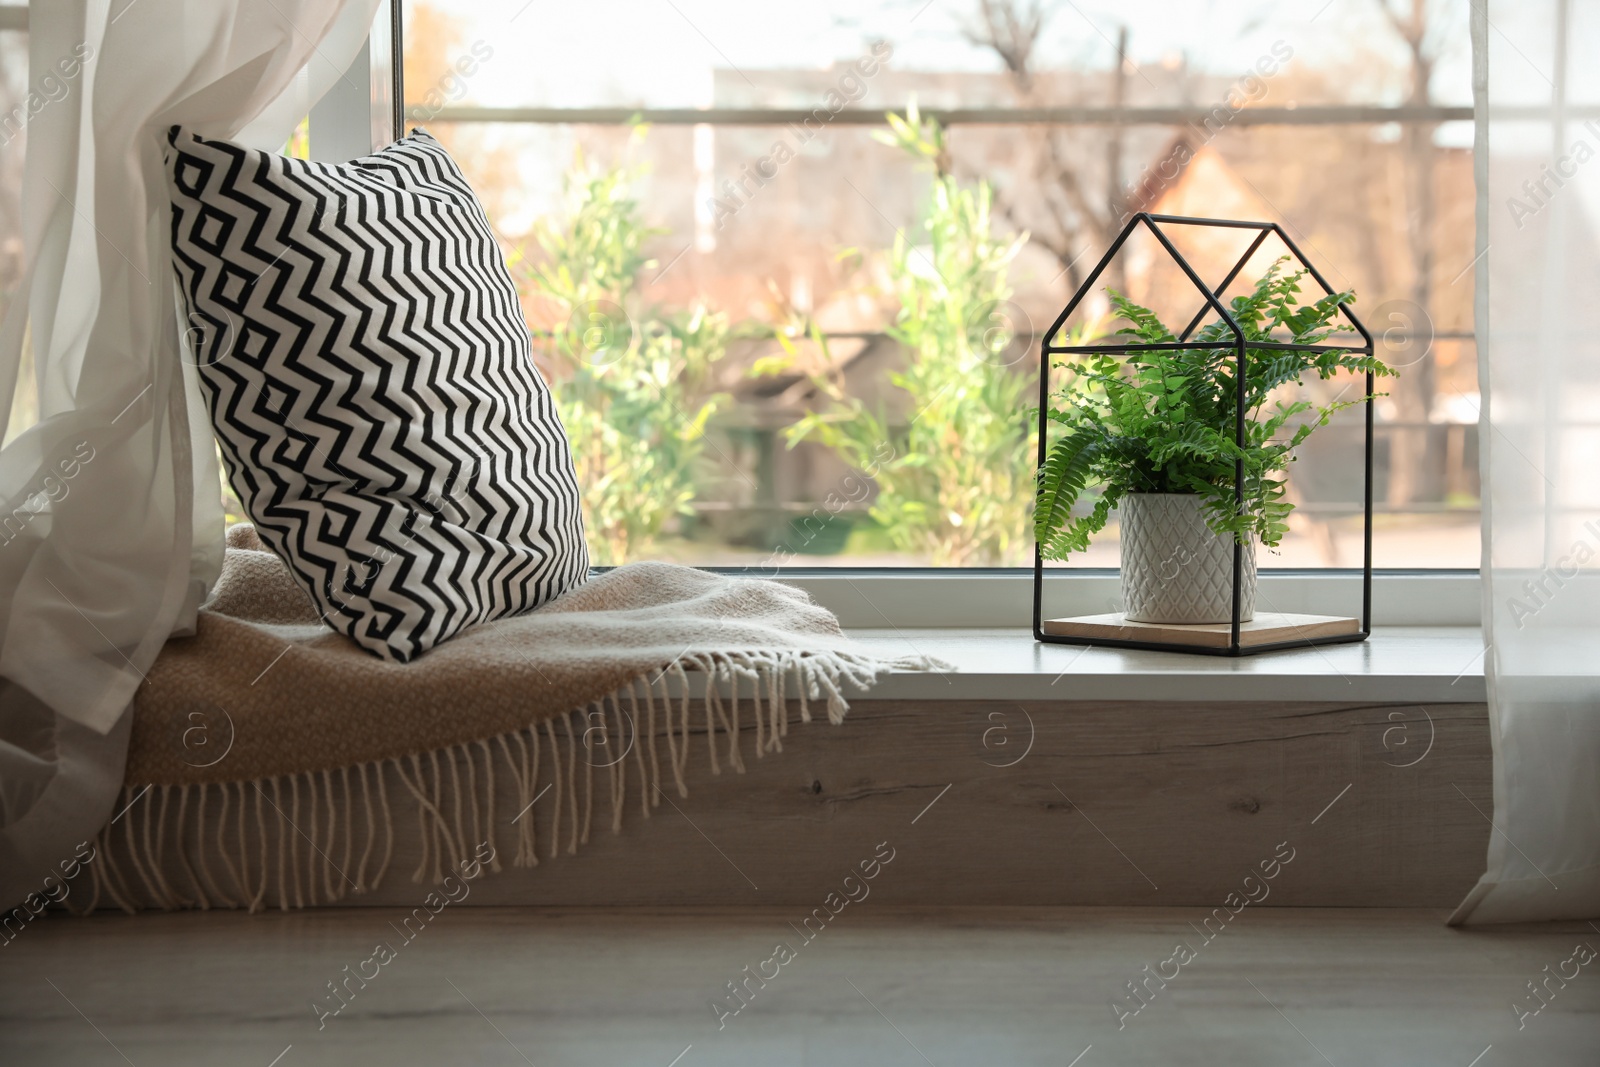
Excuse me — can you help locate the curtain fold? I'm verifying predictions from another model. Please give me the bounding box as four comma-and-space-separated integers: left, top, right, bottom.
0, 0, 381, 911
1453, 0, 1600, 924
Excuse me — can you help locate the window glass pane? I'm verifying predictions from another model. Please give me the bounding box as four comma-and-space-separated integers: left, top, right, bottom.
402, 0, 1478, 568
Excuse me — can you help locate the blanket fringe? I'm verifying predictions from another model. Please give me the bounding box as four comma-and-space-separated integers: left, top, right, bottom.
85, 647, 920, 913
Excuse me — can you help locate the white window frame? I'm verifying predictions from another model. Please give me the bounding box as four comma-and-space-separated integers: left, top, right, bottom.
309, 9, 1483, 632
307, 0, 398, 161
779, 569, 1480, 628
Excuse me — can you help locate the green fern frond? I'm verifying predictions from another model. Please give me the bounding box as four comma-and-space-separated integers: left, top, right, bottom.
1034, 434, 1102, 543
1037, 257, 1396, 553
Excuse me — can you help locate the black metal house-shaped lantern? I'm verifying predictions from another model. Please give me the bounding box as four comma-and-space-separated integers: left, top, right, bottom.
1031, 213, 1377, 656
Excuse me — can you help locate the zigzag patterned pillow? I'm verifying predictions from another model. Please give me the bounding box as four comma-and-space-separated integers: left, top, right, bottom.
165, 127, 588, 662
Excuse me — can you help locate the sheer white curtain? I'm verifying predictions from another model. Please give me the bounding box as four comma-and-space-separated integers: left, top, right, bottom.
1453, 0, 1600, 924
0, 0, 380, 910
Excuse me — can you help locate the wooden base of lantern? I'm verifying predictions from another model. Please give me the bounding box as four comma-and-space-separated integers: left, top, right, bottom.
1041, 612, 1360, 651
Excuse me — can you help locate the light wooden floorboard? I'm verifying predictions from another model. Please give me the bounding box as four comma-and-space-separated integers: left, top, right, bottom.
2, 906, 1595, 1066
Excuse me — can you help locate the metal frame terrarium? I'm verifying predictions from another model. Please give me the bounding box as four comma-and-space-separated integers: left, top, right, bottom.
1031, 213, 1380, 656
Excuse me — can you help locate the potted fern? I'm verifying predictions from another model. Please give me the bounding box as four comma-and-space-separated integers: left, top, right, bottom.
1034, 258, 1394, 624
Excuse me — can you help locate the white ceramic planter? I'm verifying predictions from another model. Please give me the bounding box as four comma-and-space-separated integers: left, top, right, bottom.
1120, 493, 1256, 624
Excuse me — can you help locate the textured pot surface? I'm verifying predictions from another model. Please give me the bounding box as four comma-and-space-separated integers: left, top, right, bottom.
1120, 493, 1257, 624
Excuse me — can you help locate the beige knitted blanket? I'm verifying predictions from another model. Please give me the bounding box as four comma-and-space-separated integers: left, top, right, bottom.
84, 525, 942, 912
131, 525, 939, 786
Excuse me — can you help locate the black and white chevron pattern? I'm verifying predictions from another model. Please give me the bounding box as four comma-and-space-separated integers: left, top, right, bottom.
166, 127, 588, 663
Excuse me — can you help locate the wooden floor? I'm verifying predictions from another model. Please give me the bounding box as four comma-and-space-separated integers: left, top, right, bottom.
3, 906, 1596, 1066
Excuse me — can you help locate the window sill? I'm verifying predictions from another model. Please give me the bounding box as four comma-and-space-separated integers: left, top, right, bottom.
835, 626, 1487, 703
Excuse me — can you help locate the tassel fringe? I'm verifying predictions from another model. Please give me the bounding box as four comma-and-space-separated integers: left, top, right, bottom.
84, 648, 899, 913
